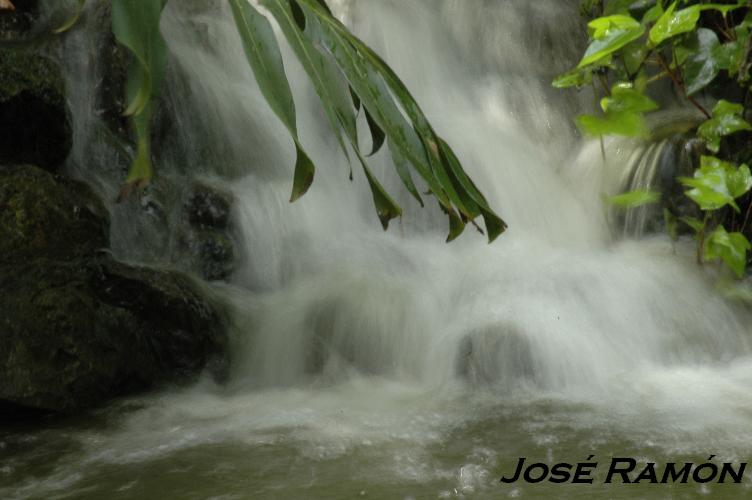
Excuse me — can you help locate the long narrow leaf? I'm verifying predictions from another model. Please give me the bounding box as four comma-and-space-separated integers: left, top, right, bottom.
295, 0, 506, 241
229, 0, 315, 202
112, 0, 168, 196
261, 0, 402, 227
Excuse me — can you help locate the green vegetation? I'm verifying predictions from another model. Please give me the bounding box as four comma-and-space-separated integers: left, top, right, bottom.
556, 0, 752, 278
104, 0, 505, 242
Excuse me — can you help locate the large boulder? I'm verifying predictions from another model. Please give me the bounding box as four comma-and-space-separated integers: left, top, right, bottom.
0, 165, 228, 417
0, 49, 71, 170
181, 181, 237, 281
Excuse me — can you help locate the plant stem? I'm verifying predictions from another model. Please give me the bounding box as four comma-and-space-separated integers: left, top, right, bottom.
656, 52, 711, 119
697, 212, 711, 265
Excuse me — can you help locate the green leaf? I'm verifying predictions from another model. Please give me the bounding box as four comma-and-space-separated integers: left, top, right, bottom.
388, 138, 423, 206
697, 100, 752, 153
649, 2, 700, 46
680, 28, 721, 96
360, 154, 403, 229
364, 106, 385, 156
713, 40, 745, 76
607, 190, 661, 208
727, 164, 752, 200
552, 67, 593, 88
258, 0, 355, 169
295, 0, 506, 241
229, 0, 317, 202
679, 215, 706, 233
600, 84, 658, 113
698, 2, 748, 17
642, 3, 664, 24
578, 14, 645, 68
53, 0, 86, 34
679, 156, 752, 212
649, 1, 747, 46
260, 0, 404, 226
622, 40, 648, 75
604, 0, 637, 16
577, 110, 649, 137
111, 0, 168, 195
705, 225, 751, 278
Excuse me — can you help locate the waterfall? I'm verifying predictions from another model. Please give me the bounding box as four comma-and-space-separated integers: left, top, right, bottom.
57, 0, 752, 426
6, 1, 752, 498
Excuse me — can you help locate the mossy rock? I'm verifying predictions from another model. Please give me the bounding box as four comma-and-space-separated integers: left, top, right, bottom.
186, 182, 232, 230
0, 165, 229, 417
0, 165, 109, 262
0, 257, 228, 416
187, 228, 236, 281
0, 48, 71, 169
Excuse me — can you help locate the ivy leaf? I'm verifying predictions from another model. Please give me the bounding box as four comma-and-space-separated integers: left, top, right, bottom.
577, 110, 649, 137
713, 40, 744, 77
705, 225, 751, 278
600, 84, 658, 113
622, 40, 648, 75
604, 0, 636, 15
697, 100, 752, 153
607, 190, 661, 208
680, 28, 721, 96
642, 3, 664, 24
727, 164, 752, 200
679, 155, 751, 212
578, 15, 645, 68
680, 215, 706, 233
649, 2, 700, 46
649, 0, 748, 46
579, 83, 656, 138
552, 67, 593, 89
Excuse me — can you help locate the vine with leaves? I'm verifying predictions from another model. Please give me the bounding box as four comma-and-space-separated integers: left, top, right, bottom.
556, 0, 752, 280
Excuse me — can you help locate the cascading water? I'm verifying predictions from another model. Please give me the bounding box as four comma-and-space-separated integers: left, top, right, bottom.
3, 1, 752, 498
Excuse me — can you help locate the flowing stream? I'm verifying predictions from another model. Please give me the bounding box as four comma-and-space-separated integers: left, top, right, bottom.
3, 1, 752, 498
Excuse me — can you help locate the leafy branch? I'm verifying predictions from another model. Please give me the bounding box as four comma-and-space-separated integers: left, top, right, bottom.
65, 0, 506, 243
556, 0, 752, 279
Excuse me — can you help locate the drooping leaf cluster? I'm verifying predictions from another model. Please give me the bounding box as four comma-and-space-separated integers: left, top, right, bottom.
556, 0, 752, 279
98, 0, 506, 242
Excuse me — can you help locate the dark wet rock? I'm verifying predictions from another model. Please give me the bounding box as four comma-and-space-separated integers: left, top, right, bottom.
0, 165, 228, 417
186, 182, 232, 230
0, 49, 71, 169
0, 0, 39, 39
178, 182, 237, 281
186, 228, 236, 281
0, 165, 108, 262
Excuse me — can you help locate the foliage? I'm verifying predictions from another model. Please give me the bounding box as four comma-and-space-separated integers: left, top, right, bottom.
58, 0, 505, 242
558, 0, 752, 279
607, 189, 662, 207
